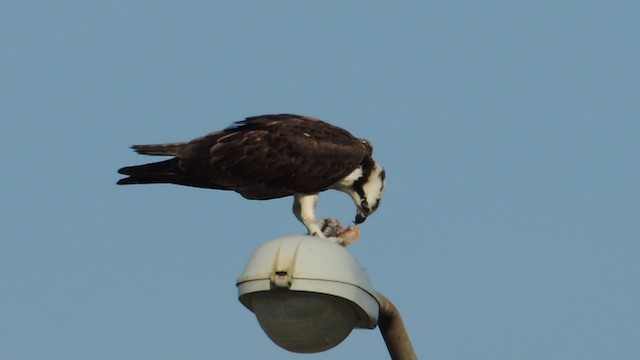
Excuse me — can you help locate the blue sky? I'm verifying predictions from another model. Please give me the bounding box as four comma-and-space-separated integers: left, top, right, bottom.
1, 1, 639, 359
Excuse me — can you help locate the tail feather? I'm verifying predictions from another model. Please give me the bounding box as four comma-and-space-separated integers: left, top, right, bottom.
117, 158, 224, 189
131, 143, 185, 156
117, 158, 181, 185
118, 158, 178, 175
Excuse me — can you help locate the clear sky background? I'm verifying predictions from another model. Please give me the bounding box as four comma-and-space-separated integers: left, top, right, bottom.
1, 1, 638, 359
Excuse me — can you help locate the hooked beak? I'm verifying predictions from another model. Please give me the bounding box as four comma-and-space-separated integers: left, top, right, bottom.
354, 212, 367, 224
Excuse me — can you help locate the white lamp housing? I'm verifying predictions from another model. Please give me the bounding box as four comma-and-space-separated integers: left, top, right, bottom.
236, 235, 379, 353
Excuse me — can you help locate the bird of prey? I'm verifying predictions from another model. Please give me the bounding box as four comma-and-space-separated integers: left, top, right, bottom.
117, 114, 385, 239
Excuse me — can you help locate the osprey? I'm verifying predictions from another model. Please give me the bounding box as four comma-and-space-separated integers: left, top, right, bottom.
117, 114, 385, 238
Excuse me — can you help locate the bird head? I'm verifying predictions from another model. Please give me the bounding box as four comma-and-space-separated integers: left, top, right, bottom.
351, 162, 385, 224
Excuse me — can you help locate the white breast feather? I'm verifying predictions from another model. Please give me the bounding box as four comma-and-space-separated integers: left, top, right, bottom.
336, 167, 363, 188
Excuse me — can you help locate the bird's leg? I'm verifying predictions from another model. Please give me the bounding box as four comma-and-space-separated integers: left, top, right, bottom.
293, 193, 325, 238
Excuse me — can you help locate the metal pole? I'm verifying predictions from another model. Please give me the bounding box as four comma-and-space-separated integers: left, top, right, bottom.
377, 293, 417, 360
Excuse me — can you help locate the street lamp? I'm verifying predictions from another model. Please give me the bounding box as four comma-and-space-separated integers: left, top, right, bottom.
236, 235, 416, 358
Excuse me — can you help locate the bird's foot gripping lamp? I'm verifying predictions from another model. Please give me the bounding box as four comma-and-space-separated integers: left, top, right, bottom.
236, 235, 416, 359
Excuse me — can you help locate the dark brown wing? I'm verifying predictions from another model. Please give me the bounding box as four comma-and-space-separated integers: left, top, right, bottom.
118, 114, 371, 200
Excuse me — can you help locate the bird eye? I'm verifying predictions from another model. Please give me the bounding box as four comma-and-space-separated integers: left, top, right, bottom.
360, 199, 370, 213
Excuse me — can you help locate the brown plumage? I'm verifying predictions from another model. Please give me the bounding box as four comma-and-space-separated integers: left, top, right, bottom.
117, 114, 373, 200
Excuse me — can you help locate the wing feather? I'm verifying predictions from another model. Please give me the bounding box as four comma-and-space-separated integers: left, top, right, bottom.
179, 115, 368, 198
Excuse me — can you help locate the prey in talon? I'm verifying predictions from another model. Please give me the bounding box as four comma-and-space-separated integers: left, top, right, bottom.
320, 218, 361, 247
